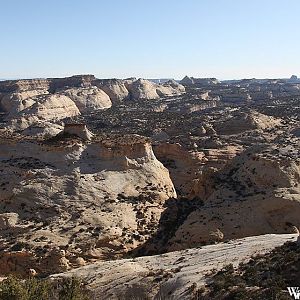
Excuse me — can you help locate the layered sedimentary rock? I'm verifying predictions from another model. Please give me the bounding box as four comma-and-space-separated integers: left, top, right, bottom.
153, 142, 242, 198
0, 131, 175, 275
63, 123, 94, 140
61, 87, 112, 113
8, 94, 80, 130
51, 234, 297, 300
0, 79, 50, 93
0, 90, 48, 114
95, 79, 129, 103
214, 110, 282, 135
167, 142, 300, 250
49, 75, 96, 92
128, 79, 185, 100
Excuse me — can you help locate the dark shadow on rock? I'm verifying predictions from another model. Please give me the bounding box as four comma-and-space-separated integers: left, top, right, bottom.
129, 196, 204, 258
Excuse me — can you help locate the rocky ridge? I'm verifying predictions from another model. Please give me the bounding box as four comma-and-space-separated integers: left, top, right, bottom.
51, 234, 297, 300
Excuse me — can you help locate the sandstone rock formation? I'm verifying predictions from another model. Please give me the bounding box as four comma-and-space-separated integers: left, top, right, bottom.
0, 90, 48, 114
0, 73, 299, 285
21, 122, 64, 138
95, 79, 129, 104
0, 131, 176, 275
0, 79, 50, 93
129, 79, 160, 100
214, 109, 282, 135
156, 80, 185, 97
8, 94, 80, 130
180, 76, 220, 86
51, 234, 297, 300
61, 87, 112, 113
128, 78, 185, 100
153, 142, 242, 198
167, 142, 300, 250
62, 123, 94, 140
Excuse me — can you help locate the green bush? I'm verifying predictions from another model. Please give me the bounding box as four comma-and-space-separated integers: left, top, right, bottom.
0, 276, 90, 300
58, 277, 90, 300
0, 276, 52, 300
197, 241, 300, 299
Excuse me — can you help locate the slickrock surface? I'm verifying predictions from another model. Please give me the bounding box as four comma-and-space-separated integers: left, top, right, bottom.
128, 78, 185, 100
61, 87, 112, 112
168, 141, 300, 250
0, 74, 299, 286
129, 79, 161, 100
214, 109, 282, 135
0, 131, 175, 275
7, 94, 80, 130
51, 234, 297, 300
95, 79, 129, 104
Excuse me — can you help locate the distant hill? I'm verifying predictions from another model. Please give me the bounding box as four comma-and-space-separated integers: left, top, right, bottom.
147, 78, 174, 84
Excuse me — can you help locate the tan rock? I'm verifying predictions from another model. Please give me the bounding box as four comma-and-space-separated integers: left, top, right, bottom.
168, 144, 300, 250
96, 79, 129, 104
129, 79, 160, 100
8, 94, 80, 130
0, 131, 176, 275
74, 257, 86, 267
156, 80, 185, 97
215, 110, 282, 135
63, 123, 94, 140
62, 87, 112, 112
0, 213, 19, 229
51, 234, 297, 300
0, 90, 47, 114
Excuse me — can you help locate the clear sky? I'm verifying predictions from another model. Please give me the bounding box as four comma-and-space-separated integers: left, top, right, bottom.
1, 0, 299, 80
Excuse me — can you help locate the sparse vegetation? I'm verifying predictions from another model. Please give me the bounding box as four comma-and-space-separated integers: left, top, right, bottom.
196, 241, 300, 299
0, 276, 91, 300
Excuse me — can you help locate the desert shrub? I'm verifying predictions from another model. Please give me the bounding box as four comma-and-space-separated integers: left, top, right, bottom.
196, 241, 300, 299
0, 276, 90, 300
0, 276, 52, 300
57, 277, 90, 300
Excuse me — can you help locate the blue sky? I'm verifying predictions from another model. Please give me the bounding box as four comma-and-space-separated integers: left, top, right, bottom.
0, 0, 299, 79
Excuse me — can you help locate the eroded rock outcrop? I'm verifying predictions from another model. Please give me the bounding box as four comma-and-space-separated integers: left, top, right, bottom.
0, 90, 48, 114
8, 94, 80, 130
0, 131, 176, 275
61, 87, 112, 112
128, 79, 185, 100
154, 142, 242, 198
167, 142, 300, 250
95, 79, 129, 104
214, 110, 282, 135
129, 79, 160, 100
156, 80, 185, 97
51, 234, 297, 300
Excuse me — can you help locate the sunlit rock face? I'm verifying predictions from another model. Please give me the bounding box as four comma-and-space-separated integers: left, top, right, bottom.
167, 143, 300, 251
7, 94, 80, 130
0, 131, 176, 275
61, 87, 112, 113
95, 79, 130, 104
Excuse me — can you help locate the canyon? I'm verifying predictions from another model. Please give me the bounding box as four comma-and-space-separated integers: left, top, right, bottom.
0, 74, 299, 298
